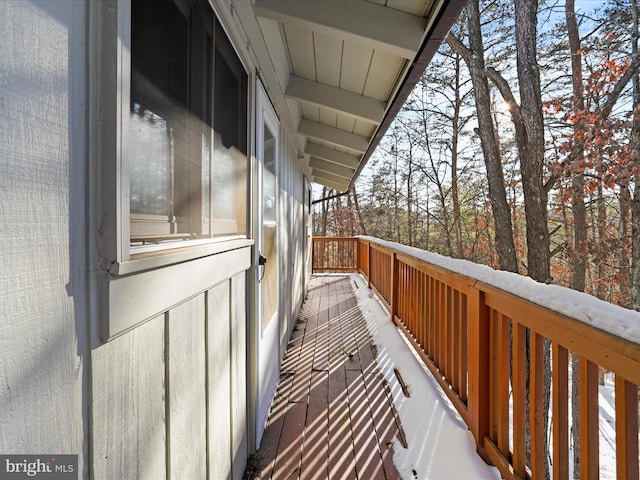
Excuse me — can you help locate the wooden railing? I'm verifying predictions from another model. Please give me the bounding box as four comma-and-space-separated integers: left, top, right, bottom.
312, 237, 359, 272
311, 236, 640, 480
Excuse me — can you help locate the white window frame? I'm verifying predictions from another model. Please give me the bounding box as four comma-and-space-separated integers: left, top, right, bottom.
90, 0, 255, 340
95, 0, 252, 271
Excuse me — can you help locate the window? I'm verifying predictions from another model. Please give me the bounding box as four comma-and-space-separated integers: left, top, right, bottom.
128, 0, 248, 252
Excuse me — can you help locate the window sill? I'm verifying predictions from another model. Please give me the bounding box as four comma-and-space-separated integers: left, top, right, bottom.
111, 237, 254, 276
100, 238, 254, 341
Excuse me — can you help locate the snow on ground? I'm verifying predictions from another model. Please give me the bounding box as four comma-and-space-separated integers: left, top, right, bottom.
349, 273, 501, 480
358, 236, 640, 345
595, 373, 618, 479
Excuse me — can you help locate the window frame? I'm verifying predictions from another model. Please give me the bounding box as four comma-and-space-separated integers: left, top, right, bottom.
97, 0, 252, 272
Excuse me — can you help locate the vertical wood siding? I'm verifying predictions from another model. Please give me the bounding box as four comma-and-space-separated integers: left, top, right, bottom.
91, 273, 249, 480
208, 282, 232, 480
231, 274, 248, 480
278, 128, 307, 357
92, 315, 167, 480
168, 297, 207, 479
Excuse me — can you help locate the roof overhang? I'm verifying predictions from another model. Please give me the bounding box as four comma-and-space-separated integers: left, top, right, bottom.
251, 0, 466, 192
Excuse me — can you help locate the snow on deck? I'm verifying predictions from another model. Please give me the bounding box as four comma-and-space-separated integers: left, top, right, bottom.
351, 273, 500, 479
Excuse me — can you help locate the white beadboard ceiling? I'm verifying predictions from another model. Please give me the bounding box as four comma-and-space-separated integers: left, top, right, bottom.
252, 0, 465, 192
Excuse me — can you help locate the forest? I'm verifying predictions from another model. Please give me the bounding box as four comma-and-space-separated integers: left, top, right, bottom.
313, 0, 640, 313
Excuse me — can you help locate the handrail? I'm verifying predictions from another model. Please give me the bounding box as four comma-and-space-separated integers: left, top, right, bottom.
311, 236, 640, 480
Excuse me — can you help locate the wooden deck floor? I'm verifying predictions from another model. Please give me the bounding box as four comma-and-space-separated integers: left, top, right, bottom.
247, 275, 404, 480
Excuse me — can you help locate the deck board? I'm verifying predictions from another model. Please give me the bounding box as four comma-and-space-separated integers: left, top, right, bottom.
249, 275, 402, 479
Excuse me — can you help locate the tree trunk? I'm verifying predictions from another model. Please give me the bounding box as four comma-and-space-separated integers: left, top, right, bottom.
631, 0, 640, 310
596, 184, 607, 300
407, 139, 414, 246
393, 138, 400, 243
632, 183, 640, 310
346, 193, 354, 237
320, 187, 328, 236
452, 52, 464, 258
513, 1, 551, 477
515, 0, 551, 284
352, 187, 367, 236
619, 185, 631, 304
567, 0, 587, 292
446, 0, 518, 273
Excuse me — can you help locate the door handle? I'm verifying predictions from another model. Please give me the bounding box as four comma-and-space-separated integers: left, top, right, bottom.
258, 254, 268, 266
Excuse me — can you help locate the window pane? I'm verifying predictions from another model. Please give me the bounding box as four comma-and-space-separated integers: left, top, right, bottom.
129, 0, 247, 247
211, 134, 247, 235
263, 125, 276, 223
129, 104, 172, 216
212, 20, 248, 237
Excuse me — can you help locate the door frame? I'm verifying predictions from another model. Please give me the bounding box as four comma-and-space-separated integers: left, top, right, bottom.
254, 78, 280, 447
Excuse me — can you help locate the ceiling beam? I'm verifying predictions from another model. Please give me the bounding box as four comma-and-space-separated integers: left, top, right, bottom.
312, 171, 350, 192
304, 143, 361, 170
286, 76, 385, 125
298, 119, 369, 153
253, 0, 426, 59
309, 157, 355, 180
313, 169, 351, 186
313, 177, 349, 192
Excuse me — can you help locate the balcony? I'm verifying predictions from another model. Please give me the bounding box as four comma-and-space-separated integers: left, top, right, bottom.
250, 237, 640, 479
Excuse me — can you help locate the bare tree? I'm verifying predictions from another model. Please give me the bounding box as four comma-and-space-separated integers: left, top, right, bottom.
447, 0, 519, 272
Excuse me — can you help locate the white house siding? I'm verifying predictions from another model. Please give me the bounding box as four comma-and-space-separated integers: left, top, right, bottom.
91, 267, 250, 480
0, 0, 87, 472
91, 314, 167, 480
278, 128, 309, 355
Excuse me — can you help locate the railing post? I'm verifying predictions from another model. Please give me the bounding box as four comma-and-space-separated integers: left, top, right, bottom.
389, 251, 397, 322
353, 238, 358, 271
467, 284, 491, 462
367, 241, 372, 289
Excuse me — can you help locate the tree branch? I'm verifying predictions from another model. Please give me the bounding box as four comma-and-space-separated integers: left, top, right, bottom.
597, 54, 640, 123
485, 66, 525, 128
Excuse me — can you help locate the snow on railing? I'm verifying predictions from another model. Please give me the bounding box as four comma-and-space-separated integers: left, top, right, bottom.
311, 236, 640, 480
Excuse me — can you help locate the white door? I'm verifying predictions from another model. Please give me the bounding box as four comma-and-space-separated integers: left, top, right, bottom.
256, 80, 279, 445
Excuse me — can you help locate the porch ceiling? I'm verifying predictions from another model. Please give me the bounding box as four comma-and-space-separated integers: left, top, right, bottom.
253, 0, 465, 192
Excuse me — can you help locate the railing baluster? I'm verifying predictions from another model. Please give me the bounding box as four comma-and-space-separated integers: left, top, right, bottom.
453, 290, 461, 397
446, 285, 453, 381
461, 293, 468, 403
579, 357, 599, 480
420, 270, 426, 351
553, 343, 569, 480
438, 280, 444, 369
426, 273, 432, 361
390, 251, 397, 322
615, 375, 639, 480
489, 310, 496, 441
496, 313, 510, 455
512, 322, 527, 477
530, 333, 546, 479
